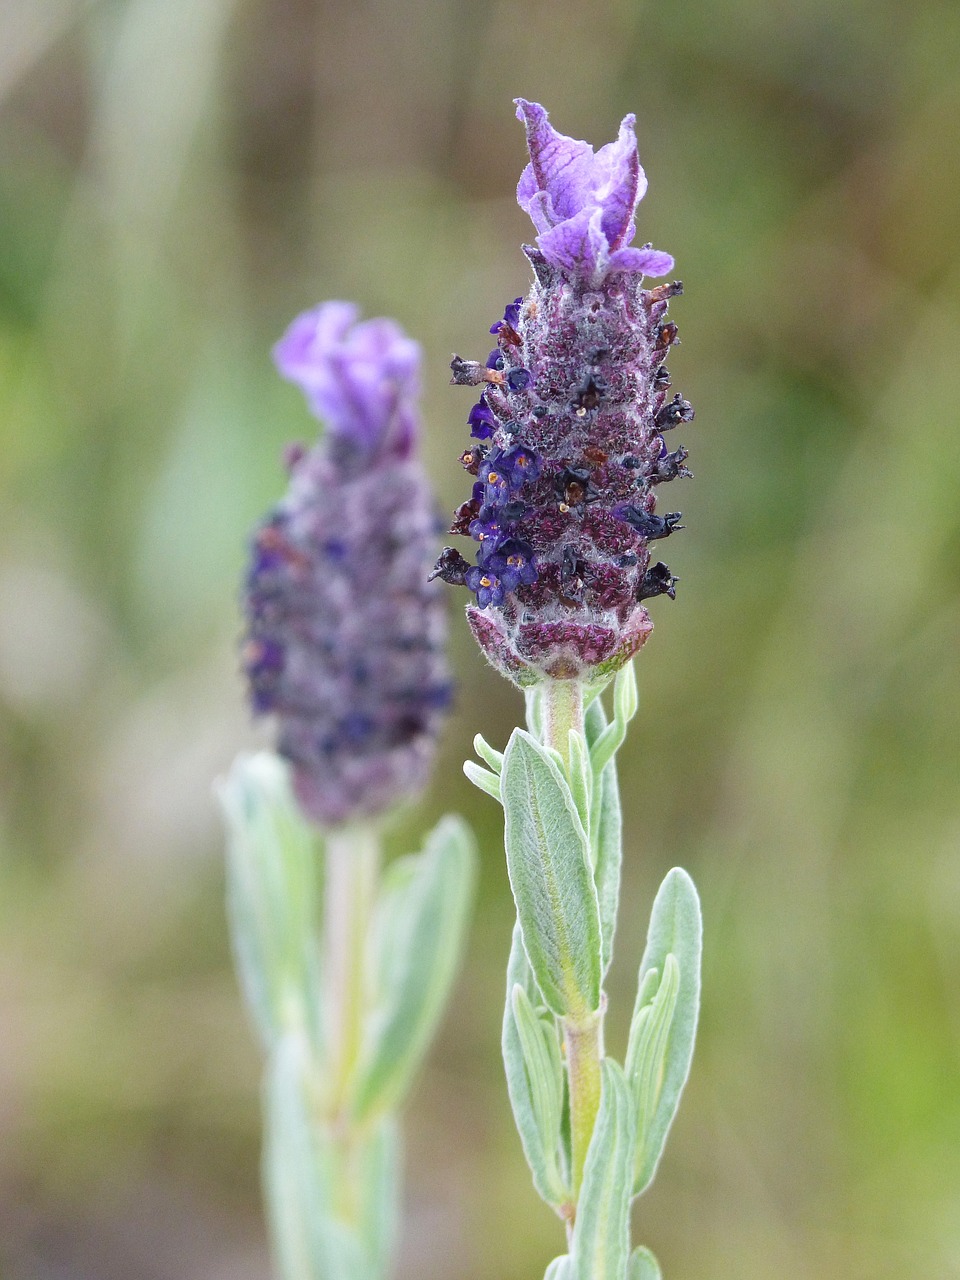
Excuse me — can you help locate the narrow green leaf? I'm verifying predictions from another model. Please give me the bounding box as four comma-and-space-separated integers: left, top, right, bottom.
544, 1257, 575, 1280
627, 953, 679, 1189
502, 925, 570, 1210
353, 815, 476, 1119
501, 729, 602, 1018
355, 1117, 400, 1280
614, 659, 639, 726
571, 1060, 636, 1280
567, 729, 594, 843
218, 753, 322, 1051
589, 662, 638, 778
628, 1245, 663, 1280
585, 698, 623, 976
463, 758, 502, 800
630, 868, 702, 1195
513, 985, 566, 1194
474, 732, 504, 773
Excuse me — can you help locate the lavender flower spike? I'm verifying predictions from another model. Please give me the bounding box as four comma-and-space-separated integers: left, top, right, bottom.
516, 99, 674, 285
436, 103, 694, 685
246, 302, 451, 824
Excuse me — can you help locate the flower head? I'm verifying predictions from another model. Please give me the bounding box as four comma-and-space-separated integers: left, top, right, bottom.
515, 100, 674, 286
246, 304, 450, 825
435, 103, 694, 687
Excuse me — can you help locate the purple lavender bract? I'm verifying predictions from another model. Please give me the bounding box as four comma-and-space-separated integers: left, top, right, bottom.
245, 303, 451, 826
435, 102, 694, 687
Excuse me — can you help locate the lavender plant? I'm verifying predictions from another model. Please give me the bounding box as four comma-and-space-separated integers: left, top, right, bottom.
219, 303, 475, 1280
433, 102, 702, 1280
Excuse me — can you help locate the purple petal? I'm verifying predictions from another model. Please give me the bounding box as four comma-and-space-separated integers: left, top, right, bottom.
607, 245, 675, 277
273, 302, 421, 455
515, 100, 597, 226
514, 99, 670, 284
537, 207, 610, 282
592, 115, 645, 248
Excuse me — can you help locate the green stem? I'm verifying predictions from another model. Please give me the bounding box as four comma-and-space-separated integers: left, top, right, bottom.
542, 678, 604, 1204
543, 677, 584, 770
323, 823, 380, 1110
563, 1011, 604, 1197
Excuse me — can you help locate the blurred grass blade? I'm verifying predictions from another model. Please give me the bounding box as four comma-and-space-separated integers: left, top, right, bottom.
353, 815, 475, 1119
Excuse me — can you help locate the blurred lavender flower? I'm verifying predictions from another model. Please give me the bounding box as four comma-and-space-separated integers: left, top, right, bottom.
245, 302, 451, 825
435, 101, 695, 686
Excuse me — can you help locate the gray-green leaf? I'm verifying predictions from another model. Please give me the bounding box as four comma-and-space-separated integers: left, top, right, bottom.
502, 924, 570, 1210
544, 1257, 575, 1280
501, 730, 602, 1018
628, 1245, 663, 1280
629, 867, 702, 1196
353, 815, 476, 1119
218, 753, 322, 1052
571, 1059, 636, 1280
585, 697, 623, 976
263, 1032, 366, 1280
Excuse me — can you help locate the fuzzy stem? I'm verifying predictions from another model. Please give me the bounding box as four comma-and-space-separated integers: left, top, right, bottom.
323, 823, 381, 1112
543, 677, 584, 769
563, 1011, 604, 1197
542, 678, 603, 1203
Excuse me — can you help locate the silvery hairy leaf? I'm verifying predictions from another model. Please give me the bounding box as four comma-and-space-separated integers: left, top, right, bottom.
353, 815, 476, 1120
503, 924, 569, 1209
543, 1256, 575, 1280
473, 732, 504, 773
628, 1245, 663, 1280
629, 867, 702, 1196
463, 758, 502, 799
588, 662, 638, 779
585, 696, 623, 976
567, 729, 594, 840
571, 1060, 636, 1280
218, 753, 322, 1052
501, 729, 602, 1018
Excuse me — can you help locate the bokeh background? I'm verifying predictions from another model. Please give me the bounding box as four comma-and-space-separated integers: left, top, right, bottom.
2, 0, 959, 1276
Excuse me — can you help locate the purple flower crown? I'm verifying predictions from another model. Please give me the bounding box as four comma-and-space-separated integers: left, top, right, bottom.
433, 101, 694, 686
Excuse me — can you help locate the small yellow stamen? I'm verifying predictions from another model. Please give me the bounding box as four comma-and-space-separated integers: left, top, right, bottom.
480, 575, 493, 588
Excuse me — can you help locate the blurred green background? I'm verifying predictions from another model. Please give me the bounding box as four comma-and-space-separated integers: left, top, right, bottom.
2, 0, 959, 1276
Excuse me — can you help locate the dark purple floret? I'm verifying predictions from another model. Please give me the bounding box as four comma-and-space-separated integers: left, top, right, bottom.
436, 103, 696, 686
465, 564, 508, 608
245, 302, 450, 825
468, 397, 497, 440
